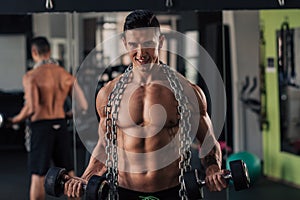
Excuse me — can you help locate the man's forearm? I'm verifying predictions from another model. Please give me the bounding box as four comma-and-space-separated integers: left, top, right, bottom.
11, 105, 31, 124
81, 156, 107, 180
201, 144, 222, 170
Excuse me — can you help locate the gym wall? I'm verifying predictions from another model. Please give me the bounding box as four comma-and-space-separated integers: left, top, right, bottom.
223, 11, 262, 158
260, 9, 300, 186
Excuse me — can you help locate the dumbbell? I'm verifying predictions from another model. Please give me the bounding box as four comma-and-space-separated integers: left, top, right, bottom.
44, 167, 109, 200
0, 113, 18, 130
0, 113, 8, 128
183, 159, 250, 199
0, 113, 4, 128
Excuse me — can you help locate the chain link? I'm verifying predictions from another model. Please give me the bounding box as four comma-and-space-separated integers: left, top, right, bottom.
105, 65, 132, 199
105, 64, 191, 200
161, 64, 192, 200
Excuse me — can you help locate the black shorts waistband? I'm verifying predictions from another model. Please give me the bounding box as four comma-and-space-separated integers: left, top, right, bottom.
30, 118, 66, 125
118, 185, 180, 200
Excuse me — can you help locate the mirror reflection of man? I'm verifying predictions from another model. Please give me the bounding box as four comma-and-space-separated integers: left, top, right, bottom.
64, 10, 227, 199
9, 36, 88, 200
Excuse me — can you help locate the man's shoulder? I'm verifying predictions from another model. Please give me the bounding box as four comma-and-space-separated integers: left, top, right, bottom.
47, 64, 68, 72
99, 75, 122, 96
96, 72, 127, 105
25, 65, 73, 83
45, 64, 73, 78
55, 66, 73, 77
24, 70, 35, 81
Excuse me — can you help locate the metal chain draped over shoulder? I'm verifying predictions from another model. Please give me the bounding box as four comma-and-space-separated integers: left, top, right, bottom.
105, 64, 191, 200
161, 64, 192, 200
105, 64, 132, 200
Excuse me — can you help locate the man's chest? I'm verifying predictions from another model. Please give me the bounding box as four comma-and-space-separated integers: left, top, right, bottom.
116, 83, 179, 129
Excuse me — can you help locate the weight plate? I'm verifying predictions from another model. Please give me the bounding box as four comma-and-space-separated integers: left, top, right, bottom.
229, 160, 250, 191
44, 167, 67, 197
86, 175, 108, 200
183, 169, 204, 199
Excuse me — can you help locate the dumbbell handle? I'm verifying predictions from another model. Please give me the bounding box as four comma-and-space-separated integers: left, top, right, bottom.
62, 174, 108, 194
195, 170, 232, 185
61, 174, 88, 191
0, 113, 13, 129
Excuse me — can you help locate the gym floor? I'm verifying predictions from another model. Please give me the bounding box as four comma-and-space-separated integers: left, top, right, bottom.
1, 148, 300, 200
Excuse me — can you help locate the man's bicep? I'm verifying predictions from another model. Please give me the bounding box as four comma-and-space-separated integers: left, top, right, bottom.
95, 97, 108, 159
196, 113, 213, 144
96, 81, 115, 119
192, 84, 208, 115
191, 84, 211, 143
191, 84, 222, 169
90, 82, 114, 172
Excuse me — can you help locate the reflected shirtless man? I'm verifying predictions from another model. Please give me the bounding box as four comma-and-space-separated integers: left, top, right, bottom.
65, 10, 227, 199
9, 36, 88, 200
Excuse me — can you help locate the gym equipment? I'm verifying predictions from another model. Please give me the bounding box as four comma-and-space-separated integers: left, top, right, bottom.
259, 25, 269, 131
240, 76, 261, 115
46, 160, 250, 200
0, 113, 7, 128
240, 76, 265, 153
0, 113, 3, 128
227, 152, 261, 184
183, 159, 250, 199
44, 167, 109, 200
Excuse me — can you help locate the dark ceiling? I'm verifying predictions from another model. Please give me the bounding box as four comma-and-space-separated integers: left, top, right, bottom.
0, 0, 299, 14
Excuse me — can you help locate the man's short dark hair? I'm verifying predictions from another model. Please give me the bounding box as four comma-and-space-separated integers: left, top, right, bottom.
123, 10, 160, 32
31, 36, 50, 55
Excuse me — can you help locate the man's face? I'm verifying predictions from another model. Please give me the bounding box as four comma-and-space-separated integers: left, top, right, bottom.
123, 28, 164, 70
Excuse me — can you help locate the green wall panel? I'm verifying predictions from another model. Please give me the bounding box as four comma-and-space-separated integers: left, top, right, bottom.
260, 9, 300, 185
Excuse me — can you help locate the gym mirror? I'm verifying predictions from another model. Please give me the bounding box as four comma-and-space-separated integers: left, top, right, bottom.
0, 11, 229, 200
277, 25, 300, 155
